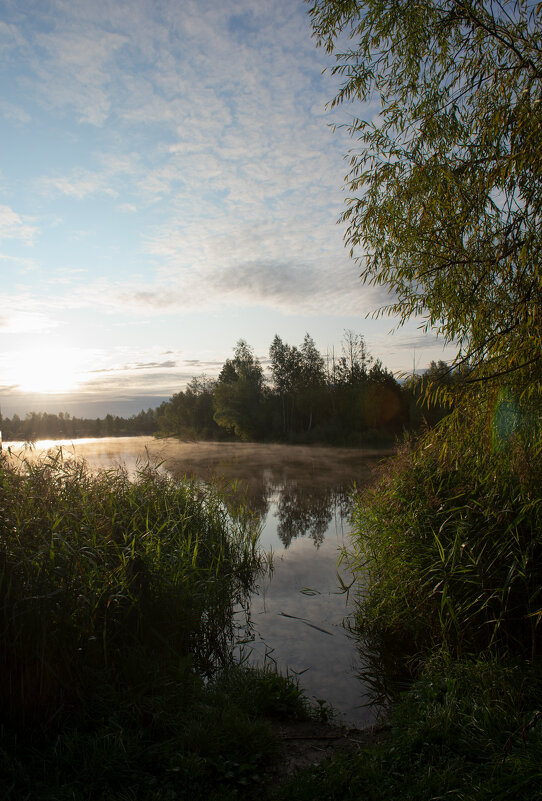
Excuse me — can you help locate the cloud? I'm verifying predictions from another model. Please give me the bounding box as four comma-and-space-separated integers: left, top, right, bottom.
45, 267, 88, 285
78, 369, 193, 395
40, 172, 115, 199
391, 334, 454, 350
32, 23, 129, 125
0, 309, 60, 334
1, 0, 410, 410
109, 263, 376, 317
183, 359, 224, 368
0, 101, 31, 124
38, 154, 139, 200
90, 359, 178, 373
0, 205, 37, 244
0, 252, 39, 271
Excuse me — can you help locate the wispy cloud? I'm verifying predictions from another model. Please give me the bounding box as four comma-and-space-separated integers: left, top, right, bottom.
0, 252, 39, 271
0, 205, 37, 244
32, 23, 129, 126
0, 0, 445, 416
0, 101, 31, 124
90, 359, 178, 374
79, 256, 383, 318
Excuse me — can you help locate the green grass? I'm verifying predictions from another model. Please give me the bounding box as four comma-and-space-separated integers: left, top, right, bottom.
0, 450, 319, 799
274, 389, 542, 801
275, 656, 542, 801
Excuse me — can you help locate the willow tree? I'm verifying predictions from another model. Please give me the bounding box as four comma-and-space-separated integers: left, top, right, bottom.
309, 0, 542, 395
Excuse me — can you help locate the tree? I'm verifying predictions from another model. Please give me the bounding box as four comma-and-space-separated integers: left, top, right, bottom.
213, 340, 265, 440
157, 377, 217, 438
333, 329, 370, 386
309, 0, 542, 393
299, 333, 327, 430
269, 335, 303, 434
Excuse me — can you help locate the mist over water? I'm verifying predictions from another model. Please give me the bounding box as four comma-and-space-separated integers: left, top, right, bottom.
6, 436, 388, 726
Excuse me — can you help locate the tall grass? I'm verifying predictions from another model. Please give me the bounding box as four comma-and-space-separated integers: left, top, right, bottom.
0, 449, 261, 730
275, 390, 542, 801
348, 393, 542, 672
276, 656, 542, 801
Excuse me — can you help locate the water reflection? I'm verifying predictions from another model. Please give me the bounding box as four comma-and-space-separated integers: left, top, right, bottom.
4, 437, 389, 725
159, 440, 385, 552
4, 437, 380, 551
276, 483, 335, 548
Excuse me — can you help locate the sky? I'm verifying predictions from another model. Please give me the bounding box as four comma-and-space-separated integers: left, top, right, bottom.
0, 0, 455, 419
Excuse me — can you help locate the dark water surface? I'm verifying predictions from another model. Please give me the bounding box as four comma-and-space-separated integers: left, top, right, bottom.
5, 437, 388, 726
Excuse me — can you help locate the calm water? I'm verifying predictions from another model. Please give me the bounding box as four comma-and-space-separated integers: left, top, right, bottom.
4, 436, 388, 726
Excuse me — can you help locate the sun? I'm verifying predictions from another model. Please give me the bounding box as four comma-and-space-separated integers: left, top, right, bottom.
10, 347, 86, 395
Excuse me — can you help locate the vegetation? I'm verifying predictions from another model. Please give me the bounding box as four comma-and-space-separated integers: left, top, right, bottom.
273, 399, 541, 801
268, 0, 542, 798
0, 450, 318, 799
157, 331, 410, 444
349, 401, 542, 669
4, 0, 542, 793
3, 331, 454, 447
276, 657, 542, 801
309, 0, 542, 391
0, 407, 159, 441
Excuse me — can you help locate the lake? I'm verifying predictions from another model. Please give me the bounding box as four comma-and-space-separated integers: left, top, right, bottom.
4, 436, 388, 727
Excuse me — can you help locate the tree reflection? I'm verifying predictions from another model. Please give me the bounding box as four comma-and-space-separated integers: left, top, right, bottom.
209, 478, 352, 550
274, 482, 334, 548
161, 444, 379, 550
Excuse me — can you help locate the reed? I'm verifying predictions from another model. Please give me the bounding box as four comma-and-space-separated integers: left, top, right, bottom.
0, 449, 261, 730
276, 656, 542, 801
277, 390, 542, 801
348, 395, 542, 669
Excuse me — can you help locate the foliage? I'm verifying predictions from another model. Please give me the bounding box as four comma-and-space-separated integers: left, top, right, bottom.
158, 331, 407, 444
0, 450, 326, 800
404, 359, 469, 427
157, 375, 222, 439
309, 0, 542, 392
2, 331, 414, 447
213, 340, 267, 441
275, 656, 542, 801
0, 407, 159, 441
0, 450, 261, 730
348, 394, 542, 667
0, 663, 311, 801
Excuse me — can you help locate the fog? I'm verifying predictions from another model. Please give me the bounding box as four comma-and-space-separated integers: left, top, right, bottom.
5, 436, 389, 725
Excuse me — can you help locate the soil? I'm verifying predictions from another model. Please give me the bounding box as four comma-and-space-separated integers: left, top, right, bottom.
266, 717, 388, 783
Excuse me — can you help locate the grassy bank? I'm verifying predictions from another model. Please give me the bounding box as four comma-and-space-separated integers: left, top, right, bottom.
277, 391, 542, 799
276, 656, 542, 801
0, 451, 317, 799
349, 401, 542, 668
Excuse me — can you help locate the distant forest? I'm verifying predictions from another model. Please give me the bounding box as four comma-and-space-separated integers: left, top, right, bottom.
0, 332, 458, 445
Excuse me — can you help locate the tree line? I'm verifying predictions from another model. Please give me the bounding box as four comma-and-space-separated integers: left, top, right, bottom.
0, 332, 460, 444
156, 331, 458, 444
0, 408, 158, 442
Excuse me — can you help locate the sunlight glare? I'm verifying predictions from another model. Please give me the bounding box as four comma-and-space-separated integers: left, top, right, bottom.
10, 347, 86, 394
